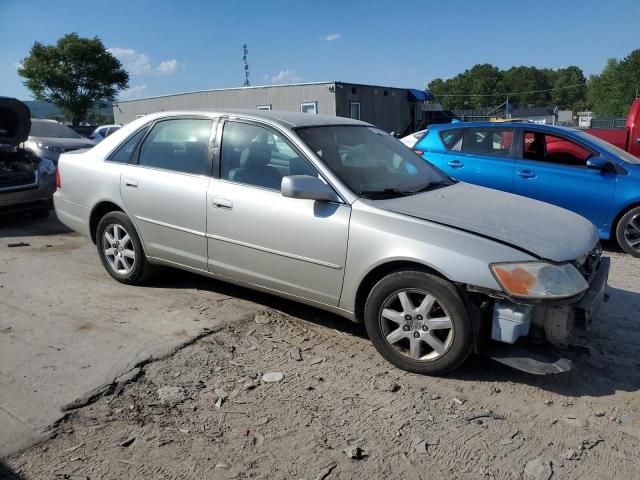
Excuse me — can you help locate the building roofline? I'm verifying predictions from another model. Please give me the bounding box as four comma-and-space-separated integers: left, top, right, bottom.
114, 81, 336, 104
114, 81, 431, 104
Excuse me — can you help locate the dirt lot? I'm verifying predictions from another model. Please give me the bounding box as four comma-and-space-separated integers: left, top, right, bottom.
2, 216, 640, 480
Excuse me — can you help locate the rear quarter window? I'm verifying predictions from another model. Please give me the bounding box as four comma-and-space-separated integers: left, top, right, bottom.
438, 128, 466, 150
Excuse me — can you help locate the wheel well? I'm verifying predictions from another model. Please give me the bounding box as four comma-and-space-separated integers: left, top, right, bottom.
89, 201, 124, 243
353, 261, 447, 323
612, 201, 640, 242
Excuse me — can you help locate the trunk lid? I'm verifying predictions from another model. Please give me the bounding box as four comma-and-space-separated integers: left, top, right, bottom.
0, 97, 30, 146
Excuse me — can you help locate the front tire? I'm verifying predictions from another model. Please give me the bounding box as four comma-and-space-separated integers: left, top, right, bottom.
616, 206, 640, 258
364, 271, 472, 375
96, 211, 152, 284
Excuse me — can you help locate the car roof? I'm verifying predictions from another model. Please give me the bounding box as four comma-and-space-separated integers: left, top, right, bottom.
427, 121, 578, 134
139, 109, 372, 130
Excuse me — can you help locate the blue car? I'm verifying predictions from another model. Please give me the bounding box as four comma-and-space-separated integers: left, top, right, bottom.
414, 122, 640, 257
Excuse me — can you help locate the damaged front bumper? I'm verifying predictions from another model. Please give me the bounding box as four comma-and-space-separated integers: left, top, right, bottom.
481, 256, 610, 374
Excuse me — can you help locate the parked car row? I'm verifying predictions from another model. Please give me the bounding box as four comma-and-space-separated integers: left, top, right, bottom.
53, 109, 609, 376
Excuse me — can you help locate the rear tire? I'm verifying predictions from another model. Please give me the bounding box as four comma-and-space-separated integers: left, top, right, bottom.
96, 211, 153, 284
616, 206, 640, 258
363, 270, 473, 375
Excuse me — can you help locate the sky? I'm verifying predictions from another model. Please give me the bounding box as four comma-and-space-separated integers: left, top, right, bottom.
1, 0, 639, 101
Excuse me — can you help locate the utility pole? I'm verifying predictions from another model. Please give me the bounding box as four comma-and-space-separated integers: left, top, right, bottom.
505, 95, 509, 119
242, 44, 250, 87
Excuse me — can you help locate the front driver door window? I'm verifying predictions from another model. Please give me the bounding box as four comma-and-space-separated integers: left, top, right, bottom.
207, 120, 350, 305
443, 127, 516, 192
515, 130, 615, 229
120, 117, 214, 269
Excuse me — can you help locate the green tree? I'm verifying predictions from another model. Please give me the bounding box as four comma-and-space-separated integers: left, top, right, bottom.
428, 64, 504, 110
588, 58, 628, 116
588, 49, 640, 116
551, 66, 587, 110
18, 33, 129, 126
503, 66, 552, 107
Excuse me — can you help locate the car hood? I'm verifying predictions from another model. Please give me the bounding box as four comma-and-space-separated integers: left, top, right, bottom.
367, 182, 598, 262
31, 137, 96, 150
0, 97, 30, 146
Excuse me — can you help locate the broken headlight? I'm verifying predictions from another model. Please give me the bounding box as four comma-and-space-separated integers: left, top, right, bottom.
490, 262, 588, 300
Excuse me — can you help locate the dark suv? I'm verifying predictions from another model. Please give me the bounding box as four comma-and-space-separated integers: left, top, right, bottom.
0, 97, 57, 218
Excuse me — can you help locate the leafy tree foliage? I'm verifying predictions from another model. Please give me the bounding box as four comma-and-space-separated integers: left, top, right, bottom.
428, 49, 639, 117
18, 33, 128, 126
429, 64, 585, 111
588, 49, 640, 116
552, 66, 587, 111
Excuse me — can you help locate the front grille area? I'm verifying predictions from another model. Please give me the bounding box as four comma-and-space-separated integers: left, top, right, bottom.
575, 243, 602, 280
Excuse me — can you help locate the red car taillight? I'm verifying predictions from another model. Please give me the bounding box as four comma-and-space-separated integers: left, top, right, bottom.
414, 149, 424, 156
55, 168, 61, 189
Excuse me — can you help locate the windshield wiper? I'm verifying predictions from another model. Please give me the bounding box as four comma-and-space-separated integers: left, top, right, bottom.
360, 188, 410, 199
405, 181, 451, 194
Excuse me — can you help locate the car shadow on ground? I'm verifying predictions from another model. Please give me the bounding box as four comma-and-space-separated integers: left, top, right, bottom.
0, 212, 71, 238
147, 267, 640, 399
146, 267, 367, 338
0, 461, 23, 479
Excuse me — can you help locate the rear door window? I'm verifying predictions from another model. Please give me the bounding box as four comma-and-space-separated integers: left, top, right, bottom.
458, 127, 514, 157
137, 118, 213, 175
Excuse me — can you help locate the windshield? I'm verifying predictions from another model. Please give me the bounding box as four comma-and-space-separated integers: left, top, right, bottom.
296, 125, 452, 198
30, 121, 82, 139
574, 129, 640, 165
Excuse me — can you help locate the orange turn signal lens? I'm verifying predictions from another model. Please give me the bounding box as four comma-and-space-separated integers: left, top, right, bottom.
493, 266, 536, 296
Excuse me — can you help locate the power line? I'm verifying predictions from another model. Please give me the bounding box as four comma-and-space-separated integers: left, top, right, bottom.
431, 83, 586, 97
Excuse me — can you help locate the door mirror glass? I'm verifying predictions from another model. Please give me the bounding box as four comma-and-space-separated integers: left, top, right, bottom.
586, 157, 606, 169
281, 175, 340, 202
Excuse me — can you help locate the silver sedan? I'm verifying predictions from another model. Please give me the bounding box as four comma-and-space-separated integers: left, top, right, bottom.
54, 110, 609, 375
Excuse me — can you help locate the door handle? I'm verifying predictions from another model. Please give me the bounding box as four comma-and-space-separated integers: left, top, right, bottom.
213, 198, 233, 210
517, 170, 537, 179
123, 178, 139, 188
447, 160, 464, 168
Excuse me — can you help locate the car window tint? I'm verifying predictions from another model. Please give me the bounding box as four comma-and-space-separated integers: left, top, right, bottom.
460, 128, 513, 157
438, 128, 465, 150
138, 119, 212, 174
108, 128, 147, 163
523, 131, 593, 167
220, 122, 316, 191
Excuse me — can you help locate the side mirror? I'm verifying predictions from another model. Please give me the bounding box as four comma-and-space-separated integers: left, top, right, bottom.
586, 157, 608, 170
281, 175, 340, 202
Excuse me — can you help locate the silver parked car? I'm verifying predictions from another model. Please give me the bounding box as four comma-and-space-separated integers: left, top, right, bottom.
25, 119, 96, 164
54, 110, 609, 375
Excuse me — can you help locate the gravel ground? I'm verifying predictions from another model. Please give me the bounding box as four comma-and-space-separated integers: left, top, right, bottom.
4, 248, 640, 480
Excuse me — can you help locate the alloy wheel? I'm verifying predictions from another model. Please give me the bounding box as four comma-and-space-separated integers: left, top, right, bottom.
102, 223, 136, 275
624, 214, 640, 252
379, 288, 454, 362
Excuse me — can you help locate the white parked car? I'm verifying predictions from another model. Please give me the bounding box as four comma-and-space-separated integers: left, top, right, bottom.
399, 129, 428, 149
89, 125, 121, 142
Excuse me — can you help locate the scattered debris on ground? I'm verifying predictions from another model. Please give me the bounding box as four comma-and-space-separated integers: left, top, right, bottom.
6, 289, 640, 479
